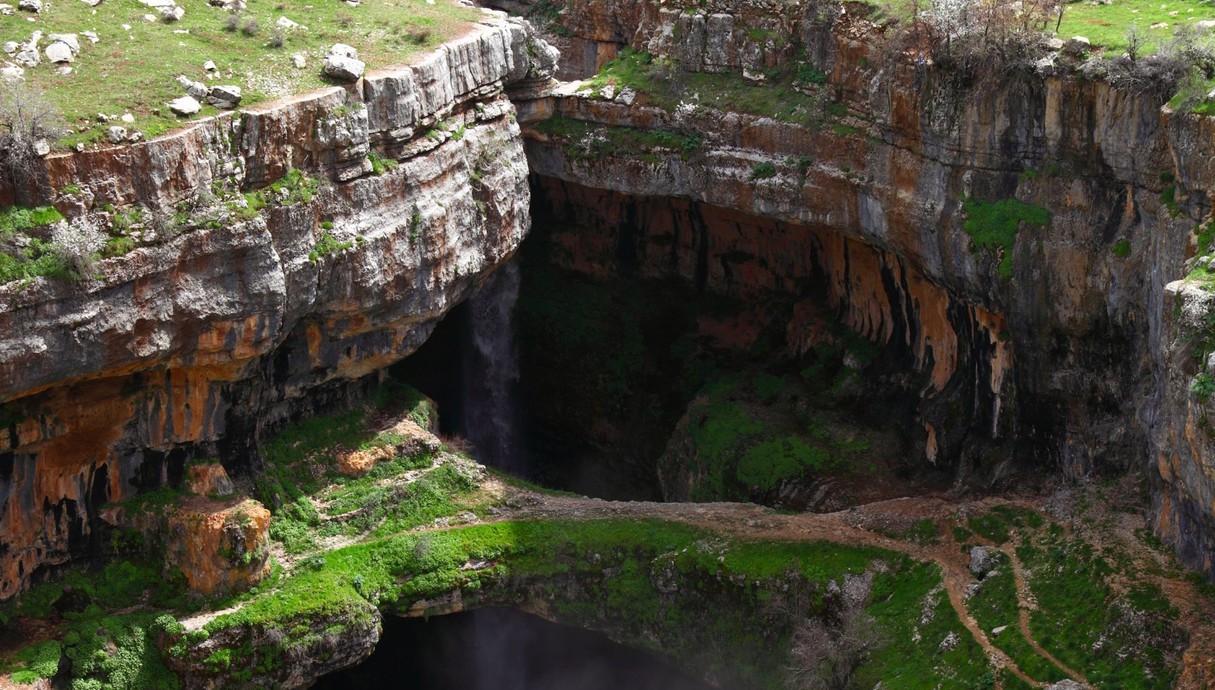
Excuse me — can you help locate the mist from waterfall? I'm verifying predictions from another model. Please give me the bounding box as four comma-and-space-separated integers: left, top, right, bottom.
463, 259, 522, 472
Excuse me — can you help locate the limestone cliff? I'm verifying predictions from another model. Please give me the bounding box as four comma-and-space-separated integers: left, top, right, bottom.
506, 0, 1215, 575
0, 14, 553, 598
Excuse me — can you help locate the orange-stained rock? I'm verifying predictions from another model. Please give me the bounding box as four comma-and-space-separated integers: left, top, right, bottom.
337, 417, 441, 477
164, 497, 271, 596
185, 463, 235, 498
0, 17, 556, 600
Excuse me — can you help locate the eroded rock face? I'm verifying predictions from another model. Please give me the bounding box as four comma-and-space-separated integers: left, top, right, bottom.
511, 0, 1215, 574
0, 16, 552, 598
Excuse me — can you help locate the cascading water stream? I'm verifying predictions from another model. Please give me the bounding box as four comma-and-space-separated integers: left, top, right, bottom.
462, 259, 523, 473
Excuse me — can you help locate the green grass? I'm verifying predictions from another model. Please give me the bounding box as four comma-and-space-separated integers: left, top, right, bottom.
966, 554, 1069, 684
584, 48, 846, 127
307, 231, 354, 263
5, 0, 480, 147
534, 116, 702, 162
191, 517, 989, 689
962, 198, 1051, 279
966, 506, 1043, 546
1054, 0, 1215, 54
1018, 534, 1184, 688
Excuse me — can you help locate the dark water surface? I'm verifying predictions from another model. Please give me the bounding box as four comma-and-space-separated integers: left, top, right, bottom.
312, 607, 721, 690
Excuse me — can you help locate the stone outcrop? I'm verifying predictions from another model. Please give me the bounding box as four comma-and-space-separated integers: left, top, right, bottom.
508, 0, 1215, 574
0, 15, 554, 598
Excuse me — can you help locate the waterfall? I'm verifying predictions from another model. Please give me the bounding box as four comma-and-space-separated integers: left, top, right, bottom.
463, 259, 522, 472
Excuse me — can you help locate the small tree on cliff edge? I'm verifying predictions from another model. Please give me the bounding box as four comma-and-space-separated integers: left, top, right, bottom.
0, 81, 66, 204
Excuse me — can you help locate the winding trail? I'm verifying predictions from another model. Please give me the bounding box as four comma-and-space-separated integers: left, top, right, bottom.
507, 491, 1059, 688
1004, 538, 1090, 686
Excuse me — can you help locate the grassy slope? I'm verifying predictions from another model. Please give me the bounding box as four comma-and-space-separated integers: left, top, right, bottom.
2, 0, 478, 145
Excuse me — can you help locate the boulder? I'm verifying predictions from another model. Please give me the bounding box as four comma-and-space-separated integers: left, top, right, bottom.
175, 74, 208, 98
969, 546, 998, 577
1062, 36, 1090, 55
328, 43, 358, 60
168, 95, 201, 116
323, 54, 364, 82
0, 65, 23, 82
106, 125, 127, 144
17, 0, 40, 12
47, 33, 80, 53
206, 84, 241, 108
14, 46, 39, 68
44, 42, 74, 64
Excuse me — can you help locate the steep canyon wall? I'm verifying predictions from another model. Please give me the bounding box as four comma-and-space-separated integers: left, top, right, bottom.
509, 0, 1215, 575
0, 16, 552, 597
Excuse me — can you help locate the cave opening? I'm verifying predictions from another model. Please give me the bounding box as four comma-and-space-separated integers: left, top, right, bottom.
392, 175, 1012, 509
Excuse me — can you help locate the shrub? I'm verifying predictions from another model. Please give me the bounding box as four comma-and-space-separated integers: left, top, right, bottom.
751, 162, 777, 180
0, 82, 67, 202
50, 216, 106, 279
1191, 373, 1215, 402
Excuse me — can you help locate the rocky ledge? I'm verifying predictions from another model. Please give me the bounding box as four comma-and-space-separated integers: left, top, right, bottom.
0, 13, 555, 599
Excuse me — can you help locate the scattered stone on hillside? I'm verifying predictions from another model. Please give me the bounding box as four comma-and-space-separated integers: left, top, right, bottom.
203, 59, 217, 72
176, 74, 208, 98
616, 87, 636, 106
82, 30, 99, 43
81, 0, 104, 6
1045, 36, 1065, 50
120, 112, 134, 123
292, 53, 306, 68
160, 5, 185, 22
1150, 22, 1169, 30
32, 138, 48, 156
1063, 36, 1090, 55
57, 65, 71, 75
13, 44, 40, 68
991, 625, 1008, 637
95, 112, 107, 122
44, 41, 74, 64
0, 65, 23, 81
127, 131, 143, 143
969, 546, 998, 577
1044, 682, 1087, 690
938, 632, 959, 652
0, 5, 13, 16
1198, 19, 1215, 31
323, 44, 364, 82
48, 33, 80, 53
17, 0, 40, 13
276, 16, 299, 30
206, 84, 241, 108
106, 125, 127, 143
2, 42, 16, 55
168, 95, 200, 116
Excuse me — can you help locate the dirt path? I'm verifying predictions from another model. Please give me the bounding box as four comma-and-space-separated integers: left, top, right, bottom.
1004, 539, 1090, 686
507, 491, 1049, 688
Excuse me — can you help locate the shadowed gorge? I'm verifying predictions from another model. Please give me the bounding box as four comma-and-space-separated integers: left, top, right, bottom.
4, 0, 1215, 688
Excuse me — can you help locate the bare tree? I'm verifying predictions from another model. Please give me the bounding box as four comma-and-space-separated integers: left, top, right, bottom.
786, 573, 886, 690
0, 81, 66, 203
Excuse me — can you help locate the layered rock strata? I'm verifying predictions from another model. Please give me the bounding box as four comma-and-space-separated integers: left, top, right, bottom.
0, 15, 553, 598
511, 0, 1215, 573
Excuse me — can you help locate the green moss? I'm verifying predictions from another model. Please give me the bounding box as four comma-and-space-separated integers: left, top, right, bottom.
308, 231, 354, 263
367, 150, 400, 176
1111, 239, 1132, 258
736, 436, 835, 491
0, 206, 64, 235
750, 162, 777, 180
1161, 186, 1183, 218
962, 198, 1051, 279
535, 116, 702, 162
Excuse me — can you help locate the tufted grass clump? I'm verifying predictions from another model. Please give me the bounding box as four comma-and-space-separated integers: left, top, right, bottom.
962, 197, 1051, 279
